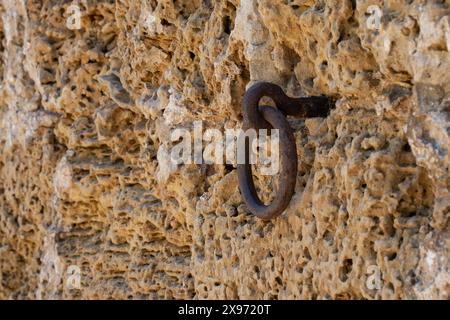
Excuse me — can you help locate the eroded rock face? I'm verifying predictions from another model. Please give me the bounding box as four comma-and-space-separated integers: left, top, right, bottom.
0, 0, 448, 299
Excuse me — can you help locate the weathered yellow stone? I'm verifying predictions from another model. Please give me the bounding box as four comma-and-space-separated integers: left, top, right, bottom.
0, 0, 448, 299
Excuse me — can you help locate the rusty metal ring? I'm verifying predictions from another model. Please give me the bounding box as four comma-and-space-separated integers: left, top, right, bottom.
237, 105, 297, 220
238, 82, 335, 219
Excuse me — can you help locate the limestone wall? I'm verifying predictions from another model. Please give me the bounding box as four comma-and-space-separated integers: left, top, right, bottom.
0, 0, 448, 299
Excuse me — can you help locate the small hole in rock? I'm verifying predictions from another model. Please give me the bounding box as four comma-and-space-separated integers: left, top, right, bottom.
223, 16, 232, 35
402, 143, 411, 152
387, 252, 397, 261
339, 259, 353, 282
224, 164, 234, 174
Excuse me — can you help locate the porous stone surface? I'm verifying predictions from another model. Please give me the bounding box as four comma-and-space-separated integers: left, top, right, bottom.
0, 0, 449, 299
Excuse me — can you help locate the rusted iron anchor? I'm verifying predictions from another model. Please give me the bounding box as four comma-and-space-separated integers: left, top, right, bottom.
237, 82, 335, 220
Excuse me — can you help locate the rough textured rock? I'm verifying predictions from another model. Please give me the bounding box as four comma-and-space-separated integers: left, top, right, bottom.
0, 0, 449, 299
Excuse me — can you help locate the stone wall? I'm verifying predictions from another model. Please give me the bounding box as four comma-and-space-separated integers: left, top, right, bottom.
0, 0, 448, 299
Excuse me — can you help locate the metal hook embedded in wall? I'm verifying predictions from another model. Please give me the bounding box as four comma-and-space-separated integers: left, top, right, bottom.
237, 82, 335, 220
